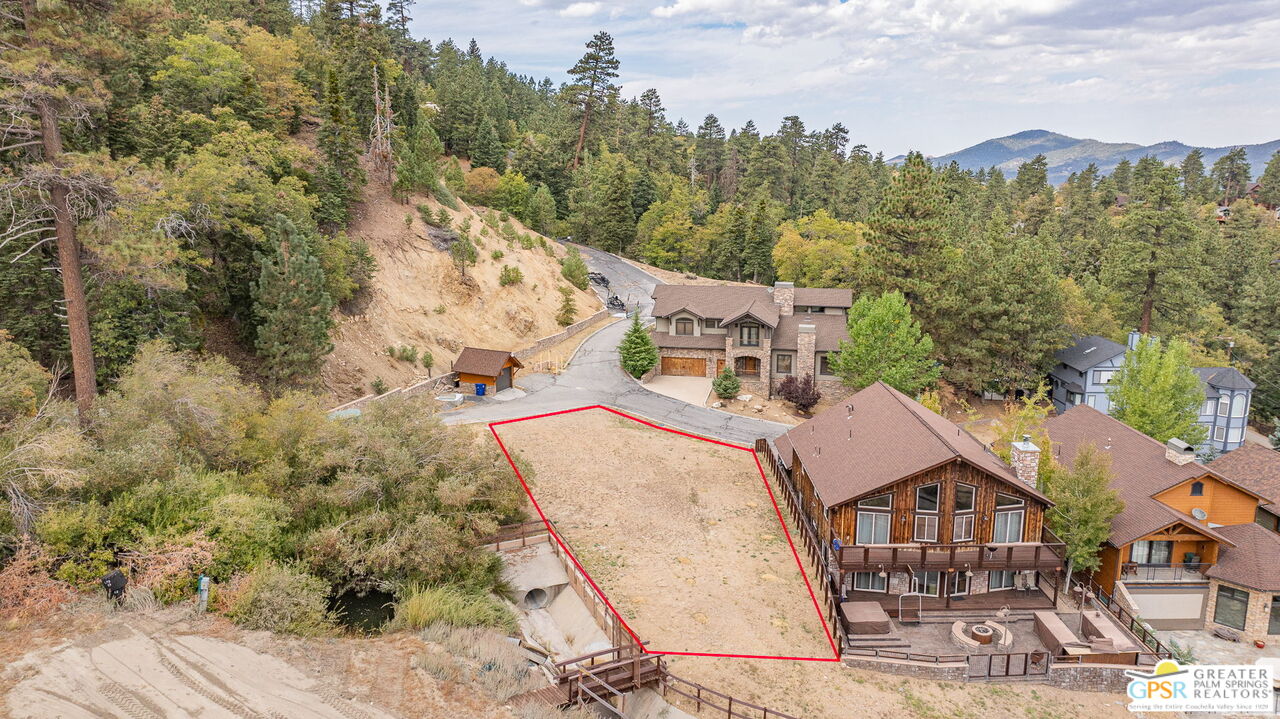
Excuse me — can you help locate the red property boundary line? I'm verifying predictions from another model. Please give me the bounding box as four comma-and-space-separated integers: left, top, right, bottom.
488, 405, 841, 662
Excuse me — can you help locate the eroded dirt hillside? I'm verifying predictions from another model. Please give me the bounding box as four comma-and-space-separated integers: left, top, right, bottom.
322, 173, 600, 402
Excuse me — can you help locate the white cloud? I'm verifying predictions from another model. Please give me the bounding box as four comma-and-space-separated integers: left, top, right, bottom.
559, 1, 602, 17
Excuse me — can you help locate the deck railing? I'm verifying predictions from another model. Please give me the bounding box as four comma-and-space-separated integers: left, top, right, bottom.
1068, 573, 1172, 661
1120, 562, 1209, 582
836, 539, 1065, 573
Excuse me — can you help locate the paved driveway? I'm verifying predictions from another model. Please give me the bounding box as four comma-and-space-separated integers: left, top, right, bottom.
644, 375, 712, 406
442, 244, 791, 445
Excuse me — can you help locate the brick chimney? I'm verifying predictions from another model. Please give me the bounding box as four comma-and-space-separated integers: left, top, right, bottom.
796, 323, 816, 378
1009, 435, 1041, 489
1165, 438, 1196, 465
774, 281, 795, 316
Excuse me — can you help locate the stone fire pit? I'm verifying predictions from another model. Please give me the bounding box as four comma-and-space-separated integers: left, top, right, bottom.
970, 624, 994, 645
950, 620, 1013, 650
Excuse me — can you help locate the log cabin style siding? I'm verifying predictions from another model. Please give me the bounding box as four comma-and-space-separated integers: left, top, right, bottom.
827, 459, 1044, 547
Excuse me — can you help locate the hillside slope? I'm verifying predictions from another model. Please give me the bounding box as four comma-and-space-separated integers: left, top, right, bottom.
321, 175, 601, 402
898, 129, 1280, 182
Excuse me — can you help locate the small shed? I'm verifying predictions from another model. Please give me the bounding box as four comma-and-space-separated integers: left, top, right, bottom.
452, 347, 523, 395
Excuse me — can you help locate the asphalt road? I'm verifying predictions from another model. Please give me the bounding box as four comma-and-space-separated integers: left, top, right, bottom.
442, 244, 791, 444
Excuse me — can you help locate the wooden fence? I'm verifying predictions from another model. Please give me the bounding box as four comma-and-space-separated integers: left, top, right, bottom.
543, 520, 635, 649
480, 520, 550, 551
844, 647, 967, 663
966, 652, 1051, 680
754, 438, 846, 651
659, 671, 802, 719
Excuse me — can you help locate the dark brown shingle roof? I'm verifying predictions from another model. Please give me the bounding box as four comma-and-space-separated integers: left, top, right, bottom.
1205, 523, 1280, 591
452, 347, 519, 378
650, 285, 853, 323
650, 331, 723, 350
781, 381, 1043, 509
1209, 443, 1280, 506
1044, 406, 1241, 547
794, 288, 854, 308
773, 314, 849, 352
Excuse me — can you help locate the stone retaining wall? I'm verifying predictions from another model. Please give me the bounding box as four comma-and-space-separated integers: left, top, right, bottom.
513, 308, 609, 362
327, 372, 459, 416
842, 654, 1137, 691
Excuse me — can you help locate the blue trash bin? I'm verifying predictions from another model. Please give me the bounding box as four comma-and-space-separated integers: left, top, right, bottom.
475, 383, 487, 396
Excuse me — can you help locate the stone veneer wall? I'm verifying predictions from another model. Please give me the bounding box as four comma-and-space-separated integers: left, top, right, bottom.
1204, 578, 1278, 641
880, 570, 995, 597
512, 308, 609, 362
653, 347, 720, 378
840, 656, 1136, 691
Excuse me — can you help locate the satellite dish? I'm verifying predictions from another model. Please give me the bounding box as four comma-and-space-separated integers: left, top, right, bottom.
1191, 508, 1208, 521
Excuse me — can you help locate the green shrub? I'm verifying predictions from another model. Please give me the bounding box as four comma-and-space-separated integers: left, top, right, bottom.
436, 208, 451, 228
222, 562, 336, 636
713, 366, 742, 399
0, 330, 52, 420
433, 305, 446, 314
372, 378, 389, 395
390, 583, 516, 632
498, 266, 523, 286
390, 345, 419, 364
433, 181, 459, 210
203, 493, 288, 578
420, 350, 434, 373
490, 249, 504, 261
518, 234, 535, 250
556, 286, 576, 326
560, 247, 589, 290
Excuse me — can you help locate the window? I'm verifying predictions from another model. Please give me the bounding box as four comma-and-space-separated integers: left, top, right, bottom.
912, 571, 942, 597
1067, 392, 1082, 405
674, 318, 694, 336
1270, 597, 1280, 636
1190, 481, 1204, 497
914, 515, 938, 542
853, 572, 887, 592
954, 484, 976, 512
774, 354, 793, 374
950, 572, 969, 596
989, 571, 1016, 590
704, 319, 720, 329
1229, 427, 1244, 444
1218, 396, 1231, 417
1094, 369, 1116, 384
1214, 426, 1227, 442
738, 324, 760, 346
858, 493, 892, 508
855, 511, 891, 544
992, 509, 1024, 542
1232, 395, 1247, 418
818, 353, 832, 376
995, 492, 1024, 508
916, 484, 940, 512
1214, 585, 1249, 631
1204, 399, 1216, 416
1130, 540, 1172, 565
952, 513, 975, 542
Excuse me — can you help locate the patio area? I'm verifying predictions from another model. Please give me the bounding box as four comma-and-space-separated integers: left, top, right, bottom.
845, 587, 1056, 616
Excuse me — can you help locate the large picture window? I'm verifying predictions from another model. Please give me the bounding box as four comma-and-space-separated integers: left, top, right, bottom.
989, 571, 1016, 591
1130, 540, 1172, 564
856, 511, 890, 544
1214, 585, 1249, 631
992, 509, 1024, 543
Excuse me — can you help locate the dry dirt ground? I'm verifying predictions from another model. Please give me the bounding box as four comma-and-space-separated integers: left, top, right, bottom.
491, 408, 835, 661
0, 604, 524, 719
321, 172, 601, 403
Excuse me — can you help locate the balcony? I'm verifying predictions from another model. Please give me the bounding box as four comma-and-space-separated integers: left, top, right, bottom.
1120, 563, 1209, 583
837, 527, 1066, 573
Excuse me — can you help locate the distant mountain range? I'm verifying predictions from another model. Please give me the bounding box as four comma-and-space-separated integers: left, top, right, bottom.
894, 130, 1280, 184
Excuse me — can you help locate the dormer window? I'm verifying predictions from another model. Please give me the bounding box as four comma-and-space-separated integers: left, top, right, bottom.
675, 318, 694, 336
704, 319, 720, 329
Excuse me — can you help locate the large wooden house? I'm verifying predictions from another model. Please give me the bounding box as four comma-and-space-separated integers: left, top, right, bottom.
774, 382, 1066, 615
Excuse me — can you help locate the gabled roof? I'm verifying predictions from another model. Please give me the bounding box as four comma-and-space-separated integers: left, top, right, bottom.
650, 284, 854, 321
1194, 366, 1256, 391
794, 288, 854, 308
1043, 405, 1246, 547
452, 347, 521, 377
781, 382, 1044, 509
721, 298, 779, 328
1055, 335, 1126, 372
1205, 522, 1280, 591
1209, 443, 1280, 506
773, 314, 849, 352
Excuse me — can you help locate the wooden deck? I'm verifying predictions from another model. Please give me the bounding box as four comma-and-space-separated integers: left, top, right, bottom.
845, 587, 1056, 615
838, 542, 1064, 573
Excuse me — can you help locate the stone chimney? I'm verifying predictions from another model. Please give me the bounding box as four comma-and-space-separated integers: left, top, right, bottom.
774, 281, 795, 316
1009, 435, 1041, 489
1165, 438, 1196, 465
796, 323, 816, 378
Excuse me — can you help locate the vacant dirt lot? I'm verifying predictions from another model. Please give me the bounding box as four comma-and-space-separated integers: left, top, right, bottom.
492, 407, 834, 660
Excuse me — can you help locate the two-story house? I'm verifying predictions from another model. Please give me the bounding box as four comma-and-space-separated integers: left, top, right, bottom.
1045, 405, 1280, 639
1047, 332, 1255, 453
773, 382, 1066, 617
648, 282, 853, 398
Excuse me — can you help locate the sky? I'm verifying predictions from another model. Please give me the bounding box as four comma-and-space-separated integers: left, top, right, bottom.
408, 0, 1280, 157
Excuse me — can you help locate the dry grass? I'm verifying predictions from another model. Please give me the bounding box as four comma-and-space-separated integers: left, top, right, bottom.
418, 624, 545, 700
0, 543, 73, 622
390, 584, 517, 632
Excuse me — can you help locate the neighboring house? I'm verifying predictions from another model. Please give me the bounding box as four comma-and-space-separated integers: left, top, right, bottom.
1047, 332, 1255, 453
1045, 406, 1277, 639
1210, 443, 1280, 533
774, 382, 1066, 617
451, 347, 522, 395
648, 282, 853, 398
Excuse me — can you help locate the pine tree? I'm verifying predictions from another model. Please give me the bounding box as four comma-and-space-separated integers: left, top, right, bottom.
471, 114, 506, 171
862, 152, 950, 322
1211, 147, 1252, 205
829, 291, 939, 394
1257, 150, 1280, 208
315, 68, 365, 229
555, 285, 577, 326
567, 31, 620, 169
1107, 335, 1207, 446
712, 366, 742, 399
1043, 444, 1124, 575
1180, 149, 1211, 202
560, 246, 589, 290
1101, 166, 1204, 333
253, 216, 335, 384
1111, 158, 1133, 195
618, 311, 658, 378
392, 121, 442, 200
527, 184, 558, 234
742, 197, 775, 283
597, 156, 635, 254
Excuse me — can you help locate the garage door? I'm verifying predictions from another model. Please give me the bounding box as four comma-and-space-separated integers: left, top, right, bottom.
661, 356, 706, 377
